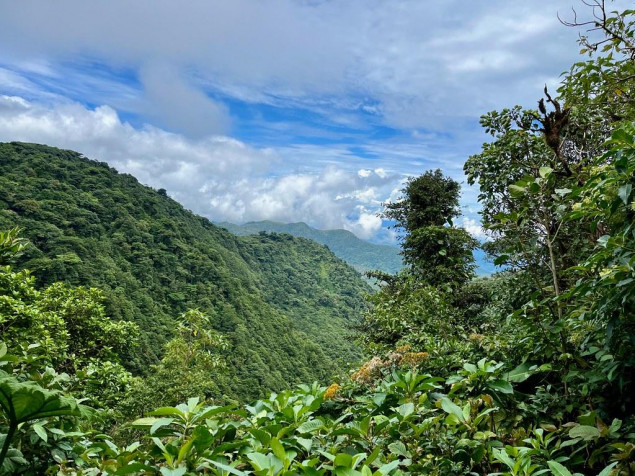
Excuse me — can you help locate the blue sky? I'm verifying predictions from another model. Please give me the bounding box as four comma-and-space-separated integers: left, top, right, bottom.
0, 0, 610, 243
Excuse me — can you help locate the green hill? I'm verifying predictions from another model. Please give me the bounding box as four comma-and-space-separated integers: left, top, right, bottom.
0, 142, 370, 401
218, 220, 404, 275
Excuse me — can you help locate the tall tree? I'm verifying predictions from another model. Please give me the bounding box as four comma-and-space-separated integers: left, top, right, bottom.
383, 170, 477, 288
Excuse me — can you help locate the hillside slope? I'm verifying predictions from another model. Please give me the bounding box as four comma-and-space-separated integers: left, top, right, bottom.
219, 220, 404, 275
0, 142, 369, 401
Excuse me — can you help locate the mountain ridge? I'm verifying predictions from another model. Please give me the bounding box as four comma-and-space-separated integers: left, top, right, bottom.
218, 219, 405, 276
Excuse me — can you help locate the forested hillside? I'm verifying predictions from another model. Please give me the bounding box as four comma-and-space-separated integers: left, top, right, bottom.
0, 142, 369, 401
219, 221, 404, 275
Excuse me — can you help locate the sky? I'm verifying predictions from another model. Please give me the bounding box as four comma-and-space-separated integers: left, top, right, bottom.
0, 0, 608, 244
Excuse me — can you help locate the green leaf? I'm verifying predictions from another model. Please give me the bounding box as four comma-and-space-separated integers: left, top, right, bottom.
148, 406, 185, 418
131, 417, 160, 428
539, 166, 553, 178
297, 419, 324, 434
618, 184, 632, 204
597, 462, 619, 476
547, 460, 574, 476
247, 452, 272, 471
509, 185, 526, 198
364, 446, 381, 466
150, 418, 174, 435
0, 376, 83, 424
376, 459, 400, 474
388, 441, 408, 457
159, 468, 187, 476
209, 460, 249, 476
334, 453, 353, 467
568, 425, 600, 441
296, 437, 312, 452
487, 379, 513, 394
194, 404, 236, 421
32, 423, 47, 443
248, 428, 271, 445
504, 362, 535, 383
270, 437, 286, 462
396, 402, 414, 418
440, 397, 466, 422
114, 463, 157, 475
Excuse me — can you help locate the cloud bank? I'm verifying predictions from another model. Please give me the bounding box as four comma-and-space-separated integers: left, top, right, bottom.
0, 95, 404, 239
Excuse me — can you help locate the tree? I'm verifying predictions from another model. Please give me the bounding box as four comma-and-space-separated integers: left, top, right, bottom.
383, 170, 477, 288
383, 169, 461, 229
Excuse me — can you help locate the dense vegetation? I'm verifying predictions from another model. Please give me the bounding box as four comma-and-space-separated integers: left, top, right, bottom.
218, 221, 404, 276
0, 142, 370, 403
0, 3, 634, 475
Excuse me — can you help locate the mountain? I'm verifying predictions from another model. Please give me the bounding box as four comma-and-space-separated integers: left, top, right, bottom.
218, 220, 404, 275
0, 142, 370, 401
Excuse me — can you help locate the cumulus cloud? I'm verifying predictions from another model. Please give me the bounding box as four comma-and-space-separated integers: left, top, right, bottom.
462, 217, 488, 241
0, 95, 400, 238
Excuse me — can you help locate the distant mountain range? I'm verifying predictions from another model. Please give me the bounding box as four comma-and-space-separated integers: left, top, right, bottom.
219, 220, 497, 277
218, 220, 405, 276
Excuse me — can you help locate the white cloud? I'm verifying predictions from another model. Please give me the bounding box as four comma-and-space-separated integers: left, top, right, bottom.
0, 95, 402, 238
138, 62, 230, 137
0, 0, 593, 132
462, 217, 488, 240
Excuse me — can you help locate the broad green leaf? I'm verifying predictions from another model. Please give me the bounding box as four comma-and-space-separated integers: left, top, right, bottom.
0, 376, 83, 424
568, 425, 600, 440
247, 452, 272, 471
159, 467, 187, 476
547, 460, 574, 476
539, 166, 553, 178
114, 463, 157, 475
297, 419, 324, 434
440, 397, 465, 422
492, 448, 514, 470
388, 441, 408, 457
597, 462, 619, 476
148, 407, 185, 418
32, 423, 47, 443
364, 446, 381, 466
270, 437, 286, 462
487, 379, 513, 394
209, 460, 249, 476
618, 184, 632, 204
505, 363, 534, 383
176, 437, 195, 464
131, 417, 160, 428
334, 453, 353, 467
509, 184, 526, 198
376, 459, 400, 474
248, 428, 271, 445
296, 437, 312, 452
150, 418, 174, 435
334, 468, 362, 476
395, 402, 414, 418
195, 404, 236, 421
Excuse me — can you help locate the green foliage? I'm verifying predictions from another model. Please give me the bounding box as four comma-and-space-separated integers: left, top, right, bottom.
383, 170, 477, 288
2, 3, 635, 475
383, 169, 461, 229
